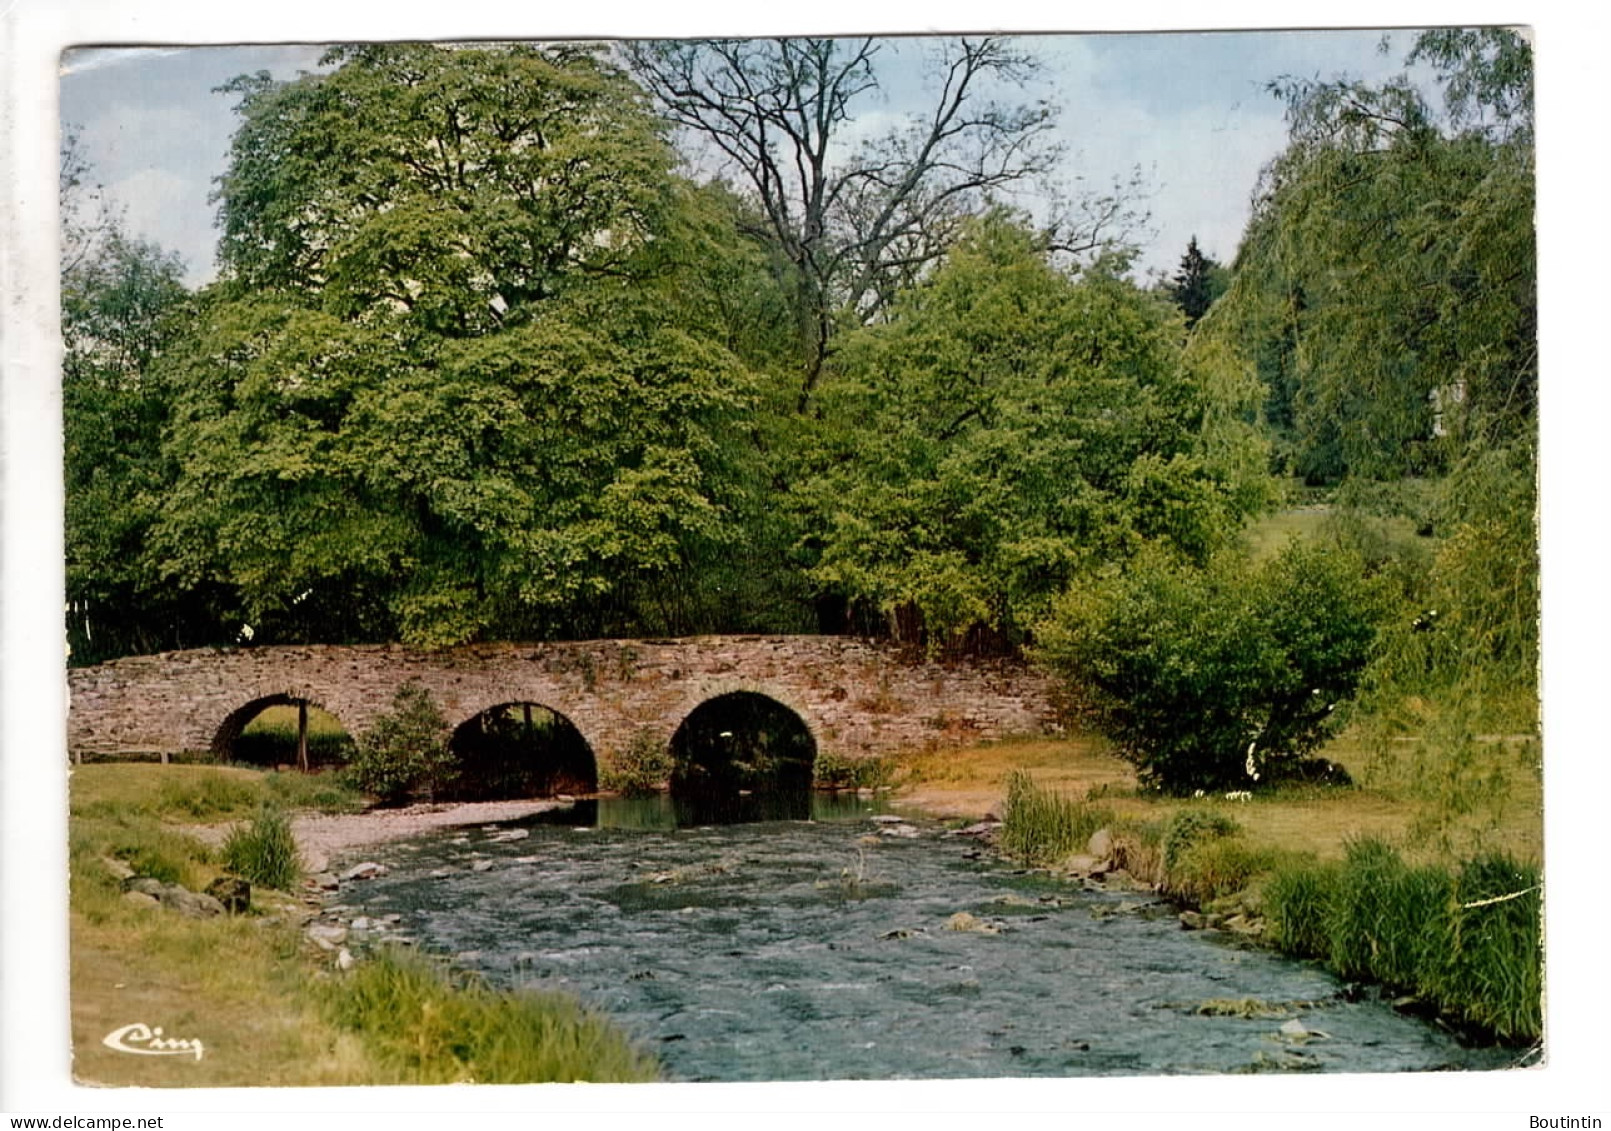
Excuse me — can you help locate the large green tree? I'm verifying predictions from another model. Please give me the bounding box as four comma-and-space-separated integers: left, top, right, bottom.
147, 44, 762, 649
1214, 29, 1534, 484
795, 213, 1269, 651
61, 132, 196, 663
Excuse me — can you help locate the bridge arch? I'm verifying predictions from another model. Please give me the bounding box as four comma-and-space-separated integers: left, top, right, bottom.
211, 691, 355, 768
445, 700, 598, 801
668, 689, 818, 801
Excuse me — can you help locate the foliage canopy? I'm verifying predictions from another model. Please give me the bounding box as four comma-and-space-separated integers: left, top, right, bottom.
799, 214, 1269, 651
146, 44, 763, 648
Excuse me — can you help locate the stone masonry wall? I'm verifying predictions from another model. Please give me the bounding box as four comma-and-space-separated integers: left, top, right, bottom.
66, 636, 1060, 767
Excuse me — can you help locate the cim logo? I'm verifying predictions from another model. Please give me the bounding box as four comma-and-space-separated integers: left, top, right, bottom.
102, 1022, 204, 1060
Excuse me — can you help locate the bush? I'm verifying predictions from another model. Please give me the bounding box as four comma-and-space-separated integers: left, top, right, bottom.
600, 731, 672, 799
813, 750, 894, 792
351, 683, 457, 804
1160, 808, 1242, 874
1036, 541, 1388, 792
222, 805, 301, 891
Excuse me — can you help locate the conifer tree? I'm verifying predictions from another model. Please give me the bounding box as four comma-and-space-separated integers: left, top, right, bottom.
1169, 236, 1222, 329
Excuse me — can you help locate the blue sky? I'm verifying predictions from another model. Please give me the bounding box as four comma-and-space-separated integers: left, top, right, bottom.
59, 30, 1427, 289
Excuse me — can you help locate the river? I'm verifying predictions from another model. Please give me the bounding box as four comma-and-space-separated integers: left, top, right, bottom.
327, 794, 1515, 1081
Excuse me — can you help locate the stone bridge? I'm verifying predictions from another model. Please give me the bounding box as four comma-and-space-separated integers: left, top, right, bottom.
66, 636, 1059, 776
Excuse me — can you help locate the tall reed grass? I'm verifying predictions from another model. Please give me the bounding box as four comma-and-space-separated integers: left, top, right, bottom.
998, 773, 1541, 1044
998, 770, 1115, 865
1264, 837, 1541, 1043
221, 805, 301, 891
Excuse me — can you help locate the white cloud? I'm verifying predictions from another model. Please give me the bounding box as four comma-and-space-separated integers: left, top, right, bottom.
106, 167, 217, 283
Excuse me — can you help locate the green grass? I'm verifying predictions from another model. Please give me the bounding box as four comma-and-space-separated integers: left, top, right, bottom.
1323, 838, 1450, 987
1263, 861, 1336, 959
71, 763, 363, 821
69, 763, 659, 1087
154, 773, 263, 819
261, 767, 367, 813
236, 704, 357, 766
1262, 837, 1541, 1044
1164, 835, 1292, 907
221, 806, 302, 890
998, 769, 1116, 866
320, 947, 660, 1084
1243, 506, 1332, 562
241, 704, 353, 739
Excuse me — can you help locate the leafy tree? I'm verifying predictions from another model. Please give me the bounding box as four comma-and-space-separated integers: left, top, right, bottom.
795, 213, 1268, 652
1036, 541, 1389, 792
1216, 29, 1535, 484
213, 43, 674, 303
351, 682, 456, 803
1361, 438, 1538, 726
627, 37, 1141, 410
1407, 27, 1533, 142
145, 44, 762, 649
60, 133, 196, 663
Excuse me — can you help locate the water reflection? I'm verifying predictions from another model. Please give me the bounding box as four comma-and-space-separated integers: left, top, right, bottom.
531, 790, 891, 830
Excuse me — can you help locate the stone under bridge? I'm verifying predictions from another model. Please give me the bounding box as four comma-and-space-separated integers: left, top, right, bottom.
66, 636, 1060, 777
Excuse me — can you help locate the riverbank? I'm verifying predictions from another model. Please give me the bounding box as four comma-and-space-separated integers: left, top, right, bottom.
67, 764, 657, 1087
976, 764, 1543, 1049
188, 797, 566, 874
889, 733, 1542, 866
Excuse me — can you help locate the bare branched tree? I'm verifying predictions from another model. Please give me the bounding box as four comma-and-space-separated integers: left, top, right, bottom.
60, 125, 117, 278
628, 36, 1073, 411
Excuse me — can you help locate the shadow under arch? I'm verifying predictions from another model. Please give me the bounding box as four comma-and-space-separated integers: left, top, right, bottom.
668, 691, 816, 822
445, 702, 598, 802
212, 693, 355, 768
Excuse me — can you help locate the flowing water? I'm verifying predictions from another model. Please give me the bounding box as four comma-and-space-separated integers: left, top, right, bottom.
331, 795, 1514, 1082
